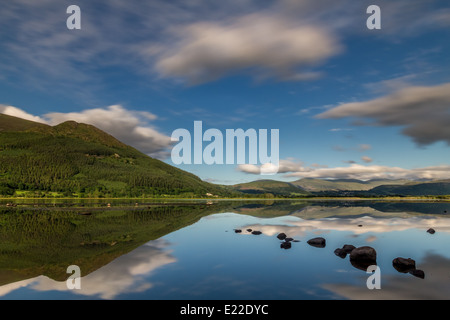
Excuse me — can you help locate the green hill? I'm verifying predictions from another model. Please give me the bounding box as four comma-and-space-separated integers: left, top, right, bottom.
291, 178, 412, 192
0, 114, 234, 198
2, 113, 447, 199
0, 113, 50, 132
232, 179, 309, 197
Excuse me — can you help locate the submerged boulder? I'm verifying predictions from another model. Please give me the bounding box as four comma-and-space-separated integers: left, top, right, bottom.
334, 248, 347, 258
349, 246, 377, 271
392, 257, 425, 279
342, 244, 356, 253
334, 244, 356, 258
350, 246, 376, 261
307, 237, 326, 248
392, 257, 416, 273
280, 242, 292, 249
409, 269, 425, 279
277, 233, 287, 240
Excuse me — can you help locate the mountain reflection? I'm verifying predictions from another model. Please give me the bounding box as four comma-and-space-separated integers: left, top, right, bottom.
236, 215, 450, 238
0, 200, 449, 299
0, 240, 175, 299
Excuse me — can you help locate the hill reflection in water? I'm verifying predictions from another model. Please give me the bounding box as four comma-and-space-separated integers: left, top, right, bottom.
0, 200, 449, 300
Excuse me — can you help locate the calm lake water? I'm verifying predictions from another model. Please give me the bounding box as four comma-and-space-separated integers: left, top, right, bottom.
0, 200, 449, 300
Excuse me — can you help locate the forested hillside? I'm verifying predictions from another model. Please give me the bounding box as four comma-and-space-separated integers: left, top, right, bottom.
0, 114, 233, 198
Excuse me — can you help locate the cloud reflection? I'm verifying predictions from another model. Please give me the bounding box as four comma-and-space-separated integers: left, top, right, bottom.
237, 209, 450, 238
0, 239, 176, 299
323, 253, 450, 300
2, 206, 449, 300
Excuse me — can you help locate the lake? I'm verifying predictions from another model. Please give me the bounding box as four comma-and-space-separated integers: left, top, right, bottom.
0, 199, 449, 300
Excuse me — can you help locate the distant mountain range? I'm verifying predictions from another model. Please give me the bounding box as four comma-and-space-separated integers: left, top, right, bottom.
232, 179, 309, 197
1, 113, 449, 198
231, 178, 450, 197
290, 178, 413, 192
366, 180, 450, 196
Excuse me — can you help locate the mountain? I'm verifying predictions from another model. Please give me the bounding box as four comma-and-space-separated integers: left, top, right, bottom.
366, 181, 450, 196
0, 114, 235, 198
0, 113, 50, 132
2, 113, 449, 198
232, 177, 450, 197
291, 178, 413, 192
232, 179, 309, 197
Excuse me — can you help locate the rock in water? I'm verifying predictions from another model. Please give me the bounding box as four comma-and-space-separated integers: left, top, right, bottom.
251, 230, 262, 235
349, 246, 377, 271
392, 257, 416, 273
307, 237, 326, 248
427, 228, 435, 234
392, 257, 424, 279
350, 246, 376, 260
277, 233, 287, 240
342, 244, 356, 253
334, 244, 356, 259
409, 269, 425, 279
280, 242, 291, 249
334, 248, 347, 259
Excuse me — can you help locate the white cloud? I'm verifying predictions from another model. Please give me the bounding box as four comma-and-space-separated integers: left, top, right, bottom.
0, 105, 47, 124
316, 83, 450, 146
285, 164, 450, 181
238, 158, 305, 175
44, 105, 173, 159
237, 164, 261, 175
1, 104, 172, 159
238, 159, 450, 181
1, 0, 447, 93
152, 13, 341, 84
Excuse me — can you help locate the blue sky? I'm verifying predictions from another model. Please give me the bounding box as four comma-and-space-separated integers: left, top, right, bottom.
1, 0, 450, 184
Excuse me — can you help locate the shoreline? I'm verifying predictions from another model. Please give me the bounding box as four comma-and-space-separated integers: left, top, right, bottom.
1, 196, 450, 202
